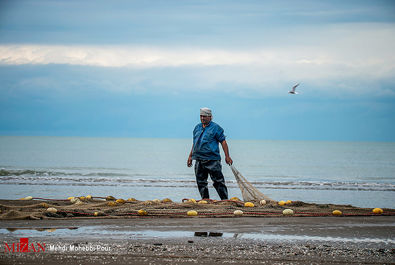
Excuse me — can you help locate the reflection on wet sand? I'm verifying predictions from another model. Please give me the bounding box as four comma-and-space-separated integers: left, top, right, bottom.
194, 232, 223, 237
6, 227, 78, 233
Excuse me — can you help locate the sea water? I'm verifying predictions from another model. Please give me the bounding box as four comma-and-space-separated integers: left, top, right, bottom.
0, 136, 394, 208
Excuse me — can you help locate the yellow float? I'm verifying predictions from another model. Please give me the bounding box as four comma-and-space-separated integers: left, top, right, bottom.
161, 198, 172, 203
127, 197, 137, 202
116, 199, 126, 204
372, 208, 383, 214
230, 197, 240, 201
278, 200, 286, 206
198, 200, 208, 204
40, 202, 49, 208
107, 201, 117, 207
244, 202, 255, 207
86, 195, 92, 200
332, 210, 342, 216
138, 209, 148, 216
285, 200, 292, 205
106, 196, 116, 201
187, 210, 198, 216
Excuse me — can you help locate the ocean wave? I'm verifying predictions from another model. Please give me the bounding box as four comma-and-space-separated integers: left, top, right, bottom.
1, 181, 393, 191
0, 168, 394, 191
0, 169, 131, 177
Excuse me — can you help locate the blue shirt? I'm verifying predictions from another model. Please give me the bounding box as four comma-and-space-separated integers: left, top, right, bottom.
192, 121, 226, 161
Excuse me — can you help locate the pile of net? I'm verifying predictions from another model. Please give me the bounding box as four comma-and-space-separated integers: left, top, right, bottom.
0, 196, 393, 220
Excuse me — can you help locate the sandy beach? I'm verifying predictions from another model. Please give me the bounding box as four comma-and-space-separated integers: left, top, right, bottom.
0, 217, 394, 264
0, 198, 394, 264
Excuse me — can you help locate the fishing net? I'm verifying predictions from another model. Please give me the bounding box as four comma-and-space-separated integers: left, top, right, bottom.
230, 165, 274, 202
1, 197, 393, 220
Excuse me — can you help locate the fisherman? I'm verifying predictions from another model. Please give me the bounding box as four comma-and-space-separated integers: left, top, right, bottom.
187, 107, 233, 200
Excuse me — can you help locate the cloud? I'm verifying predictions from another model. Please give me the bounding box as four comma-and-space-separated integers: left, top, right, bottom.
1, 24, 394, 68
1, 23, 394, 97
0, 45, 254, 67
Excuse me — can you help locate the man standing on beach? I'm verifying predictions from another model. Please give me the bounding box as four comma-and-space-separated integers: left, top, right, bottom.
187, 107, 233, 200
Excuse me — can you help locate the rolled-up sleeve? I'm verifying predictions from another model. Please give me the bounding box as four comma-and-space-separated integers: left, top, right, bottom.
215, 126, 226, 143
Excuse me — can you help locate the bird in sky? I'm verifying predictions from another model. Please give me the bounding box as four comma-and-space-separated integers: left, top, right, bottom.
288, 83, 300, 94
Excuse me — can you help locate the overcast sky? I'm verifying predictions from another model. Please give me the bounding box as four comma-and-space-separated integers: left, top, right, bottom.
0, 0, 394, 141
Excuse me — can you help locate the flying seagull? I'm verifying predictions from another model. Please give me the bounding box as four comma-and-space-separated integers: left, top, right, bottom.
288, 83, 300, 94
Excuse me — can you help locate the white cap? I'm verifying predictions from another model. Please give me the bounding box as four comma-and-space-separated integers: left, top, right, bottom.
200, 107, 212, 116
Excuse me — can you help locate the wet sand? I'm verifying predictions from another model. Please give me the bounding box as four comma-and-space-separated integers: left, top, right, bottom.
1, 216, 394, 264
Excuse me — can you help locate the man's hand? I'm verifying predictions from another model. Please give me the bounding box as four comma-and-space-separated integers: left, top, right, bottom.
187, 156, 193, 167
221, 140, 233, 165
225, 156, 233, 165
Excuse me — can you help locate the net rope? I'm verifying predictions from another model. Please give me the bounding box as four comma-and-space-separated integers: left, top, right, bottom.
230, 165, 274, 202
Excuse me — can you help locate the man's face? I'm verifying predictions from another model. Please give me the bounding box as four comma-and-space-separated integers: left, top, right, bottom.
200, 115, 212, 125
